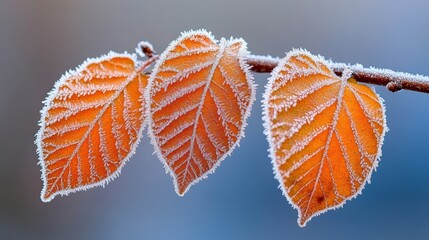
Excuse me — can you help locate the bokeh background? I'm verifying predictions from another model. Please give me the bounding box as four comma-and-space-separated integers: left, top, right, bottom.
1, 0, 429, 239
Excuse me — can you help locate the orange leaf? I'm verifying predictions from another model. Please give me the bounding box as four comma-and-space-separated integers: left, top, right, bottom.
36, 52, 148, 202
148, 30, 255, 196
263, 50, 386, 226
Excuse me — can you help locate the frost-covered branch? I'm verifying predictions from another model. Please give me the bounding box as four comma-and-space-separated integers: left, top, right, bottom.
246, 54, 429, 93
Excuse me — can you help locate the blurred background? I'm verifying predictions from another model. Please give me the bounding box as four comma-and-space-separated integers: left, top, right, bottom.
1, 0, 428, 239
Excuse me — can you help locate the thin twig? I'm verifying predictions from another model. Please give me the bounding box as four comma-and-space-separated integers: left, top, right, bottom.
246, 54, 429, 94
136, 54, 159, 73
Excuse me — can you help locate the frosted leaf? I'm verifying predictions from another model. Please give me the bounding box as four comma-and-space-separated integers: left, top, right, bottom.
36, 52, 148, 202
263, 49, 387, 226
147, 29, 256, 196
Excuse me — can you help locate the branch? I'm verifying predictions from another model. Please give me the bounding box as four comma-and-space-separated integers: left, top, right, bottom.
246, 54, 429, 94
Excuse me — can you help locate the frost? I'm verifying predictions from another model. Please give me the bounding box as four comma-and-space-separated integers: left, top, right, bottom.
247, 54, 280, 65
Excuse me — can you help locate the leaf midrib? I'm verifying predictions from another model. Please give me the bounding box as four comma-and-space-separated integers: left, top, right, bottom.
301, 76, 347, 220
178, 40, 227, 188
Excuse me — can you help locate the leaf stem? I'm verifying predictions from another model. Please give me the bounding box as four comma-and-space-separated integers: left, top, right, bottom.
136, 54, 159, 73
246, 54, 429, 94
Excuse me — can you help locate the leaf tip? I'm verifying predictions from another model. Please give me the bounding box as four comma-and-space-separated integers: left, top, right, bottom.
40, 191, 53, 203
176, 189, 187, 197
174, 181, 190, 197
298, 218, 308, 228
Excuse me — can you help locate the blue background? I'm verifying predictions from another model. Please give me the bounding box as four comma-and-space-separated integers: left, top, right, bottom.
1, 0, 428, 239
